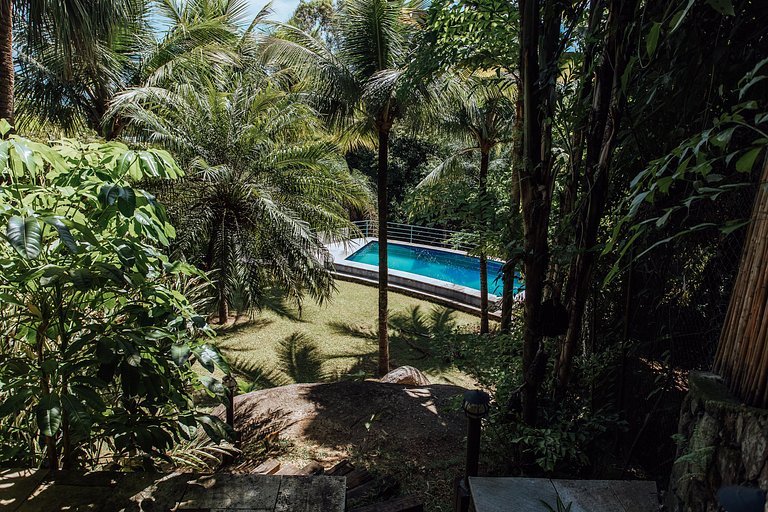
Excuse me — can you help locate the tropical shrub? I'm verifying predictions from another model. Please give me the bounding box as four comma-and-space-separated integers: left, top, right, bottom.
0, 124, 231, 470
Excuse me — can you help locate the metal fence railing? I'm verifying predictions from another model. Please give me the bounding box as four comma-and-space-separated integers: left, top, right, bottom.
353, 220, 478, 252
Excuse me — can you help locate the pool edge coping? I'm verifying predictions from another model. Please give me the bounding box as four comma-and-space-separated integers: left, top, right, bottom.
325, 237, 505, 310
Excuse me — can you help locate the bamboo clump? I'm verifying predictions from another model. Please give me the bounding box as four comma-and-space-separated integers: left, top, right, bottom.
714, 158, 768, 408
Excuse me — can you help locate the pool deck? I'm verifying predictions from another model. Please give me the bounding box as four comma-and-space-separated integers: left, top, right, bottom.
326, 237, 503, 316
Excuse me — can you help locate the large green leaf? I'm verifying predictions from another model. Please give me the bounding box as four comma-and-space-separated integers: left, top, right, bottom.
61, 394, 93, 437
736, 147, 762, 173
98, 184, 121, 206
196, 414, 235, 443
44, 217, 80, 254
170, 344, 192, 367
0, 388, 33, 418
117, 187, 137, 217
6, 216, 43, 259
195, 344, 230, 374
70, 384, 106, 412
704, 0, 734, 15
36, 394, 63, 437
199, 376, 227, 398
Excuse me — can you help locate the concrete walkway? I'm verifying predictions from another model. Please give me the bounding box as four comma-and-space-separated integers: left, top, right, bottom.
469, 477, 659, 512
0, 468, 345, 511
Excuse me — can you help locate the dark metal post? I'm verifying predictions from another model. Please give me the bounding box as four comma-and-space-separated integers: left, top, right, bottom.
465, 415, 482, 483
222, 375, 239, 448
455, 390, 490, 512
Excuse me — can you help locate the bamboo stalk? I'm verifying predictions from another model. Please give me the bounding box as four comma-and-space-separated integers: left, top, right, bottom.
714, 158, 768, 406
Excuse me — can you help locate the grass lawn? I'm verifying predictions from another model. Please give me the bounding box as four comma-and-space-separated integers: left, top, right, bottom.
213, 280, 481, 388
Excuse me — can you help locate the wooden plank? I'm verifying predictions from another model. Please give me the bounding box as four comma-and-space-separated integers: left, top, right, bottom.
177, 474, 281, 510
348, 495, 424, 512
104, 472, 190, 512
345, 469, 374, 490
552, 480, 628, 512
298, 461, 325, 475
0, 468, 48, 512
469, 477, 558, 512
275, 464, 304, 475
273, 476, 346, 512
346, 476, 398, 503
254, 459, 281, 475
609, 480, 659, 512
326, 460, 355, 477
16, 482, 115, 512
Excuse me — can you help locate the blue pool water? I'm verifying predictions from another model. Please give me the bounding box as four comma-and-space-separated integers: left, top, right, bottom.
345, 241, 522, 295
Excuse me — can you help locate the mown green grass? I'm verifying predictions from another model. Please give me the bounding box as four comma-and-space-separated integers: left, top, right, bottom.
213, 280, 481, 388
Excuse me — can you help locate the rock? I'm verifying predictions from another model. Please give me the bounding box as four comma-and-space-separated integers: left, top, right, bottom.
741, 416, 768, 480
380, 366, 430, 386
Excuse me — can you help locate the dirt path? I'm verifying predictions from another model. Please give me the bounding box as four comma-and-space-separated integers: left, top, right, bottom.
229, 381, 470, 510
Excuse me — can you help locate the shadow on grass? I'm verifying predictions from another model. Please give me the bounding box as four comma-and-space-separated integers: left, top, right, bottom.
327, 320, 377, 339
259, 289, 305, 322
276, 332, 331, 383
229, 356, 290, 391
216, 317, 274, 336
227, 332, 333, 388
327, 305, 464, 376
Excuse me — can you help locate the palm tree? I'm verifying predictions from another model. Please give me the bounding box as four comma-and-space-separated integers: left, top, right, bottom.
262, 0, 442, 376
0, 0, 140, 126
110, 75, 373, 324
419, 76, 516, 333
14, 0, 261, 137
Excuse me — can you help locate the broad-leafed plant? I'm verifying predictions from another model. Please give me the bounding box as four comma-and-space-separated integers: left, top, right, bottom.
0, 121, 231, 470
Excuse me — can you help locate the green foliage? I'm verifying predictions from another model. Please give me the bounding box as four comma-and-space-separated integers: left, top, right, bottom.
14, 0, 266, 137
426, 0, 519, 71
511, 406, 623, 473
0, 132, 230, 468
290, 0, 339, 46
111, 75, 373, 321
605, 58, 768, 282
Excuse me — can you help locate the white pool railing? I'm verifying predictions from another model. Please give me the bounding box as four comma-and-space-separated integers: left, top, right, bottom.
352, 220, 478, 252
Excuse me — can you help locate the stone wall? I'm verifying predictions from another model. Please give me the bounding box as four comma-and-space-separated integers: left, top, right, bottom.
667, 372, 768, 511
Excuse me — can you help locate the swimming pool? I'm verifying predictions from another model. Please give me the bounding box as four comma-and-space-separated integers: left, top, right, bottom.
345, 241, 522, 296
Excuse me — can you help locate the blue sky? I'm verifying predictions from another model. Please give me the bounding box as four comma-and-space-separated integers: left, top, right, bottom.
247, 0, 299, 22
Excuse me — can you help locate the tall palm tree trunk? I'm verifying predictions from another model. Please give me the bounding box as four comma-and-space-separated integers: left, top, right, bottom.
377, 127, 390, 376
0, 0, 13, 124
218, 224, 230, 325
479, 149, 490, 334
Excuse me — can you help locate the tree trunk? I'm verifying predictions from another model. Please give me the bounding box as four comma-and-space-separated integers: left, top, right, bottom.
218, 290, 229, 325
554, 0, 637, 400
517, 0, 563, 425
501, 97, 523, 333
519, 0, 546, 425
0, 0, 13, 125
377, 127, 390, 377
217, 223, 230, 325
479, 149, 490, 334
